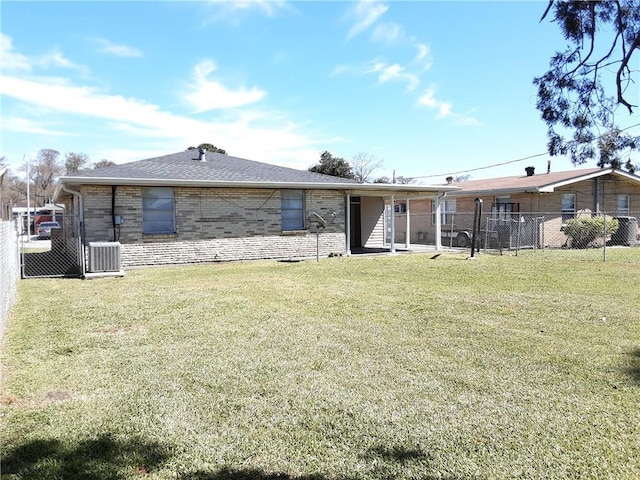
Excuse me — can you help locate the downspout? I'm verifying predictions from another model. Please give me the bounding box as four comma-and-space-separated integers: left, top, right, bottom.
60, 184, 85, 276
345, 192, 351, 256
112, 186, 117, 242
594, 177, 601, 213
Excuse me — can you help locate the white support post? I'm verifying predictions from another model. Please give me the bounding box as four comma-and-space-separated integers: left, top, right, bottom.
435, 195, 443, 251
405, 198, 411, 249
390, 194, 396, 253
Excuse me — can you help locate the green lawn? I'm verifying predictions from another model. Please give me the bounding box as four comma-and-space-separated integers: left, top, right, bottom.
1, 253, 639, 479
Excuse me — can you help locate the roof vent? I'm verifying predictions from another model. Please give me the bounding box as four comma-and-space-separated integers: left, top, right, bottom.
525, 166, 535, 177
446, 176, 454, 184
199, 147, 206, 162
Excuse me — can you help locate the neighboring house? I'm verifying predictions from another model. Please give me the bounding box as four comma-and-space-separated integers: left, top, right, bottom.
54, 149, 457, 270
393, 166, 640, 248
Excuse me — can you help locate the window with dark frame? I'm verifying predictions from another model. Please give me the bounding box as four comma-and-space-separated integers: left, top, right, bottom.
143, 187, 175, 234
281, 189, 305, 231
617, 194, 630, 215
561, 193, 576, 223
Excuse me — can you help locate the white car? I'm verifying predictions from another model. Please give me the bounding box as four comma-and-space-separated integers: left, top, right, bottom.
37, 221, 60, 239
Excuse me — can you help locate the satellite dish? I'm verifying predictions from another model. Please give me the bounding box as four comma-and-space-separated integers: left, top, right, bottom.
310, 211, 327, 228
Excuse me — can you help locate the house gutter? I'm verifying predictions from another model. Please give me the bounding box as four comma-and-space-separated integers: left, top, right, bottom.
58, 176, 460, 195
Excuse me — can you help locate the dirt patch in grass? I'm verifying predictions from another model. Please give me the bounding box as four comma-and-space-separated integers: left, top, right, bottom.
88, 323, 148, 337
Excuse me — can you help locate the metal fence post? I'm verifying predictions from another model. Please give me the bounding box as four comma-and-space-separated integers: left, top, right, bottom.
470, 198, 483, 257
603, 211, 607, 263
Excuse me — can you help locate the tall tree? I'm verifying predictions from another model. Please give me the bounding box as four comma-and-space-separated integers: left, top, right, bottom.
534, 0, 640, 171
93, 159, 117, 169
308, 151, 354, 179
187, 143, 227, 155
351, 152, 383, 183
65, 152, 90, 174
31, 149, 63, 206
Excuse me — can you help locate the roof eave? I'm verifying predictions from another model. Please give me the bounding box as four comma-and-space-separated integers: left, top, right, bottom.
57, 176, 460, 194
534, 167, 640, 192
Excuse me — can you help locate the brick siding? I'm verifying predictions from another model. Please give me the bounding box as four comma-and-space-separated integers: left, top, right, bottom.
79, 185, 347, 266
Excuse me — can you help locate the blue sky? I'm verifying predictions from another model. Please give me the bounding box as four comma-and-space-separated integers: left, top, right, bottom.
1, 1, 638, 181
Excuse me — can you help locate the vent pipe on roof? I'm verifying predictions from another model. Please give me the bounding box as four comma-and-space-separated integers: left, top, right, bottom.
199, 147, 206, 162
446, 176, 454, 184
525, 166, 535, 177
547, 160, 551, 174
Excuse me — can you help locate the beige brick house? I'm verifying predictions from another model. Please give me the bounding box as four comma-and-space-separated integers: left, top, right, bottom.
392, 166, 640, 249
55, 149, 456, 270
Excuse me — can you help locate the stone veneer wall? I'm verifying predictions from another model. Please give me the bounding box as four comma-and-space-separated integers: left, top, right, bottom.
120, 232, 346, 267
80, 185, 347, 267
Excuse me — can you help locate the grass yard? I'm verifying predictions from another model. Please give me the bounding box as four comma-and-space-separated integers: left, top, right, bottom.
1, 253, 639, 479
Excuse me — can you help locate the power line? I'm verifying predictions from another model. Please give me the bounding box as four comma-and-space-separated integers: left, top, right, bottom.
411, 152, 549, 179
411, 123, 640, 180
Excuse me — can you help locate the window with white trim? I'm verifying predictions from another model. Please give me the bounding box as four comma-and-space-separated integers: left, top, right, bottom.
561, 193, 576, 223
617, 194, 630, 215
281, 189, 305, 231
143, 188, 175, 234
432, 198, 456, 225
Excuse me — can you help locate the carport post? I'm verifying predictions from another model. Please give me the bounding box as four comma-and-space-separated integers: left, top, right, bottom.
434, 194, 444, 251
390, 194, 396, 253
405, 198, 410, 249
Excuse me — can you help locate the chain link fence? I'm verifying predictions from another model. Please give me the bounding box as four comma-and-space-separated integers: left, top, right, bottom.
472, 211, 639, 263
0, 220, 20, 336
21, 215, 83, 278
398, 210, 640, 263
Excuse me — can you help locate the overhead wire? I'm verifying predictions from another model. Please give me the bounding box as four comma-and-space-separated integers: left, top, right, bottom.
410, 122, 640, 180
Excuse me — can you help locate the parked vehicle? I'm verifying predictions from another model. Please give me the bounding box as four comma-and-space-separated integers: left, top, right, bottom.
37, 221, 60, 239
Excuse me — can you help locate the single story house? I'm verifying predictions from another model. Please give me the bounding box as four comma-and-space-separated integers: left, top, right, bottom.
392, 166, 640, 248
54, 149, 458, 271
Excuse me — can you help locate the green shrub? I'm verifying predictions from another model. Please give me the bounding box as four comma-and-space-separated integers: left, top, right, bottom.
564, 216, 619, 248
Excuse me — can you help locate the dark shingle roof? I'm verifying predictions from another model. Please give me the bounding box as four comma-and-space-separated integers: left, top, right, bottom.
69, 150, 357, 185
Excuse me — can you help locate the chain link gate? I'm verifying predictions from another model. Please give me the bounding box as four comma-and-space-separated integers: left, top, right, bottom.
21, 215, 83, 278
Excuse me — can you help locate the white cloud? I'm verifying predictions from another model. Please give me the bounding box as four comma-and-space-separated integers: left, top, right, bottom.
38, 50, 85, 72
2, 116, 72, 136
0, 73, 324, 167
377, 63, 419, 91
371, 22, 404, 45
0, 33, 31, 71
203, 0, 290, 23
418, 87, 479, 126
335, 59, 419, 91
91, 38, 142, 58
412, 43, 432, 71
346, 1, 388, 41
229, 0, 287, 16
437, 102, 452, 118
183, 60, 266, 112
418, 88, 437, 108
1, 34, 88, 75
